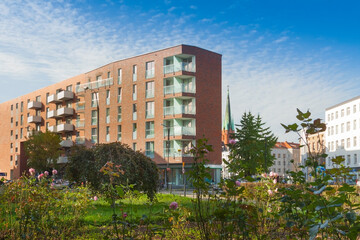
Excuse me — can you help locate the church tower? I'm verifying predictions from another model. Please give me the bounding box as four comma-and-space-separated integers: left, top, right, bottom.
222, 86, 235, 145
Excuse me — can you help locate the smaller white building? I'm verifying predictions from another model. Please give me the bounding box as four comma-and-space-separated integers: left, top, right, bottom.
270, 142, 300, 177
325, 96, 360, 180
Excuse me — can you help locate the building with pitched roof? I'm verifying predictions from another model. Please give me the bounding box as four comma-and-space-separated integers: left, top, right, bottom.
270, 142, 300, 178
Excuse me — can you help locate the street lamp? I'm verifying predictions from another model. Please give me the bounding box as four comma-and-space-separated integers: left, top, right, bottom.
84, 86, 99, 144
161, 123, 170, 190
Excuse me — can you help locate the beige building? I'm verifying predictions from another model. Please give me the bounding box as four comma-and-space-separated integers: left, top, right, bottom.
270, 142, 300, 177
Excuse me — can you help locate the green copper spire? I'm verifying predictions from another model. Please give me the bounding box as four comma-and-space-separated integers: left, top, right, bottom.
223, 86, 235, 131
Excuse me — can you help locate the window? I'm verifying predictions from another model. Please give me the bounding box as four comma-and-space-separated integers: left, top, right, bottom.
145, 61, 155, 79
20, 102, 23, 112
354, 120, 357, 130
347, 107, 350, 115
92, 92, 99, 107
355, 154, 358, 164
336, 140, 338, 149
46, 122, 49, 130
335, 125, 338, 134
133, 85, 137, 100
145, 81, 154, 98
335, 111, 338, 119
331, 142, 334, 151
106, 126, 110, 142
331, 113, 334, 120
117, 125, 122, 141
331, 126, 334, 135
146, 101, 154, 119
341, 109, 344, 117
347, 138, 350, 148
347, 155, 351, 165
327, 114, 330, 121
341, 139, 344, 147
96, 75, 102, 81
145, 121, 154, 138
277, 154, 280, 158
133, 65, 137, 81
117, 106, 122, 122
341, 123, 344, 133
354, 137, 357, 147
106, 108, 110, 124
133, 143, 137, 151
36, 95, 41, 102
117, 68, 122, 84
91, 110, 97, 125
107, 71, 111, 79
106, 90, 110, 105
133, 104, 137, 120
66, 100, 72, 108
20, 115, 23, 125
354, 105, 357, 113
133, 123, 137, 139
91, 128, 97, 143
11, 105, 13, 111
117, 87, 122, 103
347, 122, 350, 131
66, 85, 72, 92
145, 141, 154, 158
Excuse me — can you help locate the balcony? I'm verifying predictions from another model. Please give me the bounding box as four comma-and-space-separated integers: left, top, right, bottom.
76, 102, 85, 111
28, 101, 42, 109
76, 119, 85, 128
163, 105, 196, 116
57, 107, 74, 117
27, 115, 42, 123
57, 123, 74, 132
164, 83, 195, 95
164, 126, 196, 137
48, 126, 57, 132
75, 77, 114, 93
163, 148, 193, 158
47, 110, 58, 119
163, 61, 195, 74
75, 137, 85, 144
60, 139, 73, 148
47, 94, 61, 103
57, 90, 74, 101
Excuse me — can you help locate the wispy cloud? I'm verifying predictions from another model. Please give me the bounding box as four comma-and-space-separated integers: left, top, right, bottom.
0, 0, 359, 142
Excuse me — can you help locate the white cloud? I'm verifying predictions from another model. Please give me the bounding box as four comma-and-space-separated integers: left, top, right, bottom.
273, 36, 289, 44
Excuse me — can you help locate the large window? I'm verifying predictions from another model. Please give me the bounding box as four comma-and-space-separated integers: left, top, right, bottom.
118, 68, 122, 84
146, 81, 154, 98
92, 92, 99, 107
146, 101, 154, 119
106, 90, 110, 105
91, 110, 97, 125
91, 128, 97, 143
106, 108, 110, 124
133, 85, 137, 100
133, 65, 137, 82
117, 87, 122, 103
118, 106, 122, 122
117, 125, 122, 141
106, 126, 110, 142
133, 104, 137, 120
145, 121, 154, 138
133, 123, 137, 140
145, 141, 154, 158
145, 61, 155, 79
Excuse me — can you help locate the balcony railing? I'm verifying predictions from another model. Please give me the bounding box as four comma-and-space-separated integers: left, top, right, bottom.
57, 107, 74, 117
75, 77, 114, 93
145, 129, 154, 139
28, 101, 42, 109
163, 105, 196, 116
164, 84, 195, 95
57, 123, 74, 132
76, 120, 85, 128
163, 62, 195, 74
57, 90, 74, 101
27, 115, 42, 123
60, 139, 73, 148
163, 126, 195, 137
47, 94, 61, 103
145, 69, 155, 79
145, 90, 154, 98
163, 148, 193, 158
48, 126, 57, 133
47, 110, 58, 119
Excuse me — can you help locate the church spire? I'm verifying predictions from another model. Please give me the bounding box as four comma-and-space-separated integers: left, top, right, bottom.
222, 86, 235, 145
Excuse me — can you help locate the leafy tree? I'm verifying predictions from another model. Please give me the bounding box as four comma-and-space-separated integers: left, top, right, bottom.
226, 112, 277, 177
24, 130, 62, 172
65, 142, 159, 199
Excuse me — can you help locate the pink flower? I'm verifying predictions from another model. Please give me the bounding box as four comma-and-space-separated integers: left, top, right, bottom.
44, 171, 49, 176
229, 139, 236, 145
261, 173, 267, 178
169, 201, 178, 210
269, 171, 275, 177
29, 168, 35, 176
275, 188, 278, 193
268, 189, 273, 196
52, 169, 57, 175
235, 180, 241, 186
122, 213, 127, 218
38, 173, 44, 180
273, 179, 277, 184
93, 196, 98, 201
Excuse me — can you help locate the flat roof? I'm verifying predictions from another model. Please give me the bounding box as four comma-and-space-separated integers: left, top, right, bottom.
326, 95, 360, 111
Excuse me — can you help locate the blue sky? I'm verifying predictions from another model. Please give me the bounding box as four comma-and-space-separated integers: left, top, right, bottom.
0, 0, 359, 141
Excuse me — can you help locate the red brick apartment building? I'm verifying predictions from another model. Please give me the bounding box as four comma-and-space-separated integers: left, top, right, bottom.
0, 45, 222, 185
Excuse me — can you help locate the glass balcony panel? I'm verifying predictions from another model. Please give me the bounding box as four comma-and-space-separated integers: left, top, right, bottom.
163, 106, 174, 116
145, 129, 154, 138
163, 64, 174, 74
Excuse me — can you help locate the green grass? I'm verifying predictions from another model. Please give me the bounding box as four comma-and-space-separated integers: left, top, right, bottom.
82, 193, 193, 225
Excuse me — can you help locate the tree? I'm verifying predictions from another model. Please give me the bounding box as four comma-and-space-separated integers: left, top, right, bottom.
65, 142, 159, 199
24, 130, 62, 172
226, 112, 277, 177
